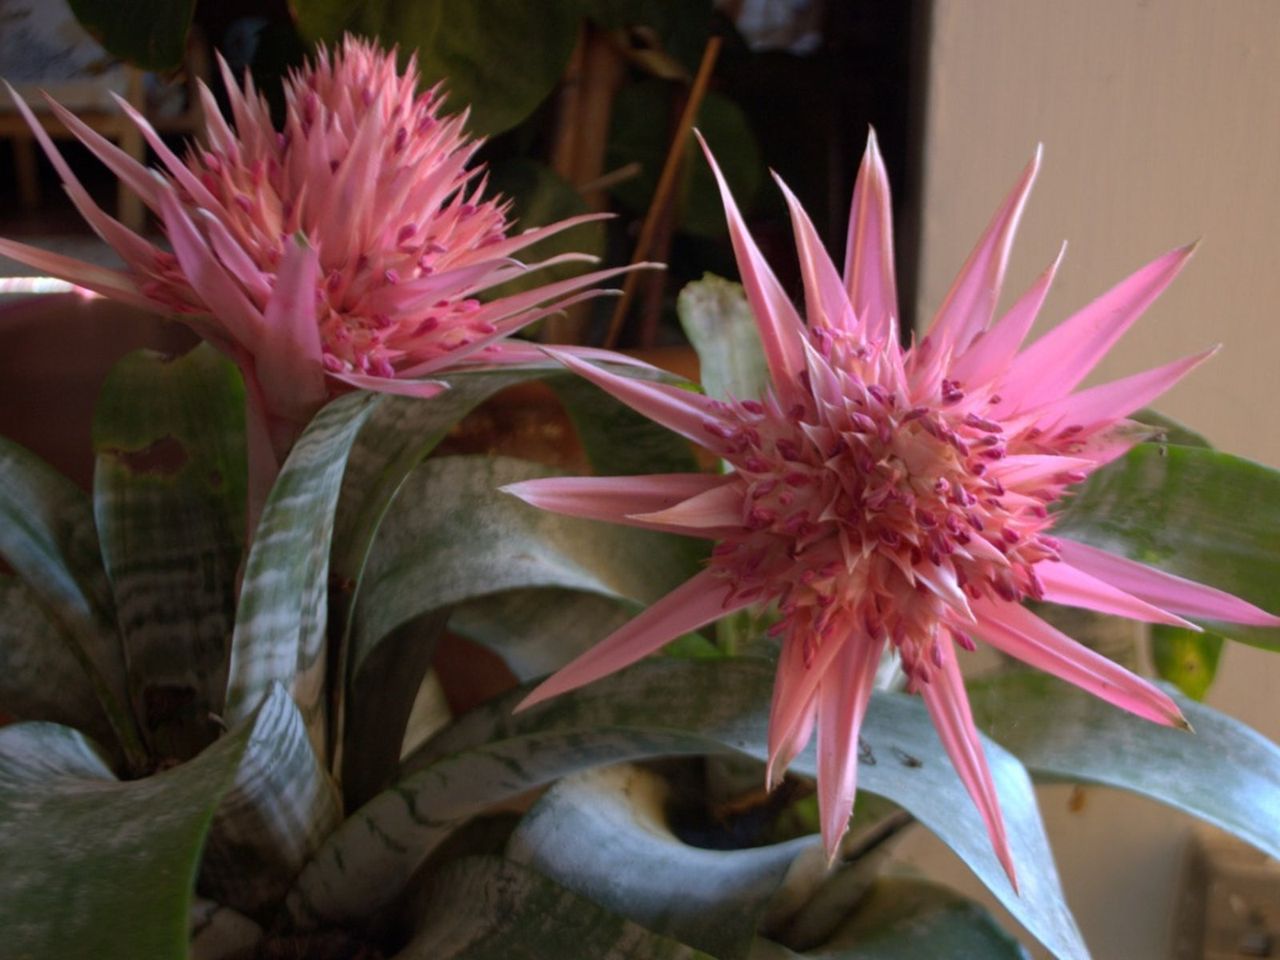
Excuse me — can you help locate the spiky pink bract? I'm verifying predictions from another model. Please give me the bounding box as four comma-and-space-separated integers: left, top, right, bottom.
504, 131, 1280, 882
0, 35, 641, 521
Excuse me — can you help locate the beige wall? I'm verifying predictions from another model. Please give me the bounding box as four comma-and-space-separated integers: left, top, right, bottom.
897, 2, 1280, 957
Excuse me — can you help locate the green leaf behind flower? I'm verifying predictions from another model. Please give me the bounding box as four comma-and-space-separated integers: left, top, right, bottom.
0, 575, 114, 745
396, 855, 714, 959
508, 763, 820, 960
0, 698, 271, 959
968, 669, 1280, 862
225, 392, 378, 751
92, 345, 246, 760
66, 0, 195, 70
677, 274, 769, 401
348, 455, 702, 682
0, 436, 143, 768
289, 659, 1086, 960
1053, 443, 1280, 650
293, 0, 583, 136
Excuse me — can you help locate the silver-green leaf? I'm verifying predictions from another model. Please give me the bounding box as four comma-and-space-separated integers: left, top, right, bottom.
508, 763, 821, 960
199, 683, 342, 920
225, 391, 378, 751
395, 855, 714, 959
92, 344, 246, 760
0, 436, 142, 767
969, 670, 1280, 860
289, 659, 1085, 960
0, 712, 255, 959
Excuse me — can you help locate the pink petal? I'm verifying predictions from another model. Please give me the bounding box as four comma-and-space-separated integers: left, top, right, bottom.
768, 691, 817, 791
474, 212, 615, 262
915, 560, 976, 622
950, 242, 1066, 391
926, 147, 1041, 357
0, 237, 158, 311
197, 82, 237, 154
1056, 539, 1280, 627
999, 243, 1196, 408
816, 635, 884, 856
41, 95, 159, 208
1026, 347, 1217, 432
158, 187, 265, 350
196, 212, 273, 307
315, 104, 387, 264
767, 617, 859, 787
400, 265, 654, 375
536, 347, 723, 448
695, 131, 806, 400
844, 129, 898, 342
919, 636, 1017, 889
1068, 419, 1156, 467
407, 291, 623, 376
801, 336, 845, 409
328, 372, 448, 399
365, 260, 510, 316
971, 597, 1189, 729
773, 172, 854, 332
255, 239, 327, 433
109, 92, 225, 214
4, 84, 157, 271
516, 568, 751, 710
479, 342, 659, 370
992, 454, 1097, 489
502, 473, 738, 539
628, 480, 745, 529
1036, 561, 1198, 629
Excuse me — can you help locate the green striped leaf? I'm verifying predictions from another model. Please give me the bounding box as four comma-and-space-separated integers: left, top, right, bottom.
1053, 444, 1280, 650
448, 587, 637, 680
508, 763, 821, 960
289, 659, 1086, 960
331, 371, 541, 594
341, 609, 449, 811
331, 370, 544, 796
395, 855, 713, 959
0, 436, 143, 769
199, 684, 342, 920
341, 452, 703, 804
92, 345, 246, 760
968, 670, 1280, 861
225, 391, 378, 750
0, 709, 259, 959
350, 455, 701, 672
0, 575, 113, 744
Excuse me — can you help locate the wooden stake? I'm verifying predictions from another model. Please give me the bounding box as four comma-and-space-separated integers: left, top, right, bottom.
602, 35, 722, 350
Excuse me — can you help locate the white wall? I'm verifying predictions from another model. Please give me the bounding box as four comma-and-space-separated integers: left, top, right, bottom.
898, 2, 1280, 957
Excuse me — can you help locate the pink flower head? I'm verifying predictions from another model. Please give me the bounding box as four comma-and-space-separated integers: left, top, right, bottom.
0, 35, 640, 514
504, 131, 1280, 882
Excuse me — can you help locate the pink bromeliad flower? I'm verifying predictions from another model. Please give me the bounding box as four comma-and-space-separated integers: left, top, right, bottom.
0, 36, 637, 519
505, 132, 1280, 882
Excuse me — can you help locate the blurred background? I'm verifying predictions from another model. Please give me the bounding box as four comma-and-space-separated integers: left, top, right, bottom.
1, 1, 1277, 956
